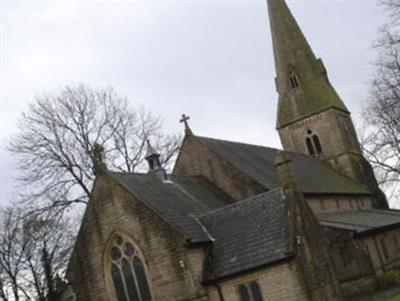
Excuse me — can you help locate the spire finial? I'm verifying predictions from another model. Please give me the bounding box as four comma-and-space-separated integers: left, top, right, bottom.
180, 114, 192, 134
145, 139, 158, 158
92, 143, 107, 172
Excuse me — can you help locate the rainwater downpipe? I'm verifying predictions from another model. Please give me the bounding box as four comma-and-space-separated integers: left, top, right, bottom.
214, 284, 225, 301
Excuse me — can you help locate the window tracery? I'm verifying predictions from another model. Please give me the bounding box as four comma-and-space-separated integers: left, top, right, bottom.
108, 234, 152, 301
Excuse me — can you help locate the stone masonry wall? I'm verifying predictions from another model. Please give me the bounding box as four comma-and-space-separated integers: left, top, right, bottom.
68, 172, 208, 301
174, 134, 266, 201
305, 195, 374, 214
322, 227, 377, 297
275, 153, 344, 301
279, 108, 388, 209
207, 262, 309, 301
278, 109, 361, 159
362, 228, 400, 273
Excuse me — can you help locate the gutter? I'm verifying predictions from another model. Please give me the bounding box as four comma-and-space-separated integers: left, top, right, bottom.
354, 222, 400, 238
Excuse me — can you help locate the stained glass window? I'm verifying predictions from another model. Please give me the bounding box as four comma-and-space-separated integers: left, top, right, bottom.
108, 235, 152, 301
133, 257, 152, 301
111, 264, 128, 301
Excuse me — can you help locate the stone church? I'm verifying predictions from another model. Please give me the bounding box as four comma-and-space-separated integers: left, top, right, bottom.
66, 0, 400, 300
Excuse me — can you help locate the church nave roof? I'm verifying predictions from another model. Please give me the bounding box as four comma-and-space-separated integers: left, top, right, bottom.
111, 172, 232, 244
197, 136, 370, 195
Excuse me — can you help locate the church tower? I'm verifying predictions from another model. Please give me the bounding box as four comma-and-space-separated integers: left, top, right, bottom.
267, 0, 387, 207
268, 1, 364, 179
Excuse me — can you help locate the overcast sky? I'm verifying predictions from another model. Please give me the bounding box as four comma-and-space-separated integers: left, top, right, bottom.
0, 0, 387, 206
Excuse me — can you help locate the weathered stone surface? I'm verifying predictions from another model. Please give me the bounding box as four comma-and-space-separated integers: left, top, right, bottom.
68, 172, 208, 301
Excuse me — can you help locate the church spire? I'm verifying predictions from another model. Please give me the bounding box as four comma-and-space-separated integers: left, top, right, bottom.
266, 0, 387, 205
267, 0, 348, 129
267, 0, 316, 83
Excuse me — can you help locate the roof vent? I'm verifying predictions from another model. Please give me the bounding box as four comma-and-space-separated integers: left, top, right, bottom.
145, 140, 168, 181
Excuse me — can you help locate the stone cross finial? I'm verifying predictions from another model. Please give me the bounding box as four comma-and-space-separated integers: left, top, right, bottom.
180, 114, 192, 134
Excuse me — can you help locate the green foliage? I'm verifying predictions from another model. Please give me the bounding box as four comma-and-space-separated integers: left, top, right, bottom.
378, 269, 400, 288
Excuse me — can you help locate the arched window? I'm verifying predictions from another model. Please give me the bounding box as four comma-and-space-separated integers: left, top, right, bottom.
305, 130, 323, 156
306, 137, 315, 156
312, 135, 323, 155
288, 71, 300, 89
237, 281, 264, 301
108, 234, 152, 301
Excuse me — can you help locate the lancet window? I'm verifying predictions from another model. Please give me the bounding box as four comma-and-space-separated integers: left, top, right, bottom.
108, 234, 152, 301
288, 71, 300, 89
305, 130, 323, 156
237, 281, 264, 301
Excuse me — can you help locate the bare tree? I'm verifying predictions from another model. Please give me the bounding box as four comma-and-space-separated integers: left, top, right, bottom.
0, 208, 32, 301
0, 206, 75, 301
0, 266, 7, 301
22, 215, 75, 301
9, 84, 181, 213
382, 0, 400, 19
362, 0, 400, 207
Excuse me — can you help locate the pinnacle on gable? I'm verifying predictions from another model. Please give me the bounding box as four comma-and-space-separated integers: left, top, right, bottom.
92, 143, 107, 173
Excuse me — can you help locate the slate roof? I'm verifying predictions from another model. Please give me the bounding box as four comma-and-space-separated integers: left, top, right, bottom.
111, 173, 232, 243
317, 209, 400, 235
111, 171, 294, 281
198, 136, 370, 195
106, 136, 373, 282
199, 189, 293, 282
